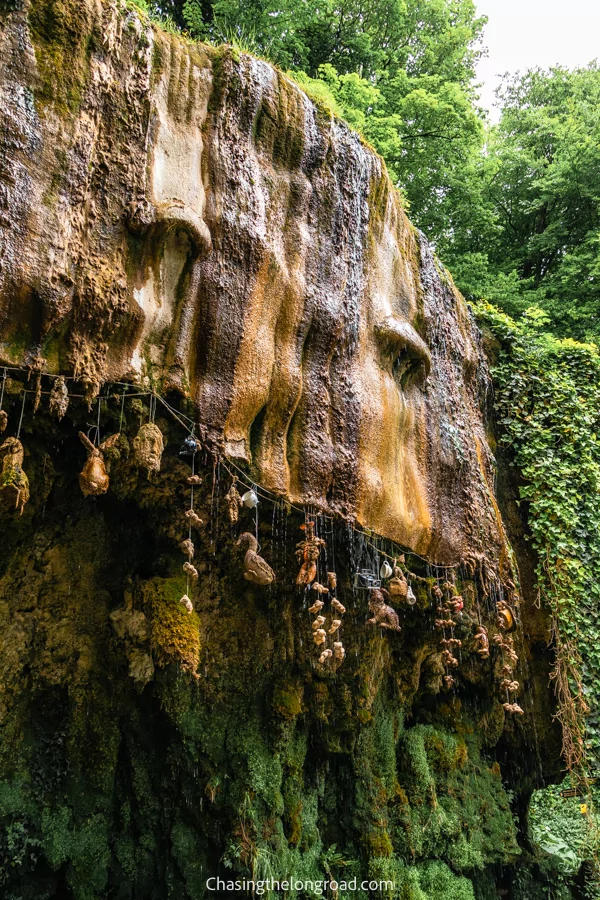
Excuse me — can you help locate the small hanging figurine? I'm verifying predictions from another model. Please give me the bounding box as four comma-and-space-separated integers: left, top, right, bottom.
133, 422, 164, 475
387, 565, 408, 599
331, 598, 346, 614
473, 625, 490, 659
180, 594, 193, 614
333, 641, 345, 661
49, 376, 69, 421
236, 532, 275, 586
366, 589, 401, 632
328, 619, 341, 634
0, 437, 30, 514
226, 477, 242, 524
185, 508, 204, 530
308, 598, 324, 614
183, 561, 199, 580
318, 648, 332, 664
327, 572, 337, 591
295, 520, 326, 586
311, 615, 326, 629
180, 539, 195, 559
187, 474, 202, 486
443, 674, 455, 689
313, 628, 326, 646
503, 702, 524, 716
0, 410, 6, 433
311, 582, 329, 594
78, 432, 120, 497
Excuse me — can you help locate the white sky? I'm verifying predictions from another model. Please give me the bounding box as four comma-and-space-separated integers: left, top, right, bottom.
474, 0, 600, 120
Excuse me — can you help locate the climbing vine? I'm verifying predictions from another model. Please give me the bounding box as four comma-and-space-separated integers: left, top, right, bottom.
474, 302, 600, 776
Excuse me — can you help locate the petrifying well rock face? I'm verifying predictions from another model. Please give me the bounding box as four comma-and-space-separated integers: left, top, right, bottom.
0, 0, 504, 565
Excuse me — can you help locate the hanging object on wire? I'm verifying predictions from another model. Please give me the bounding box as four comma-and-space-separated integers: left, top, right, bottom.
179, 434, 202, 458
0, 437, 30, 514
353, 568, 381, 590
366, 588, 401, 632
49, 376, 69, 421
78, 431, 120, 497
236, 532, 275, 586
180, 594, 194, 614
295, 520, 325, 586
496, 599, 516, 633
241, 487, 259, 509
133, 422, 164, 475
473, 625, 489, 659
226, 477, 242, 523
380, 559, 393, 580
185, 508, 204, 530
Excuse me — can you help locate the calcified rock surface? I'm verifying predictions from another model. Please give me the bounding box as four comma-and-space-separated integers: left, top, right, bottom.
0, 0, 502, 564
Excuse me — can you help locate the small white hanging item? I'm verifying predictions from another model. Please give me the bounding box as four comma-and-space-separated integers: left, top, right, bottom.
331, 598, 346, 615
311, 615, 326, 630
133, 422, 164, 474
318, 649, 332, 664
380, 559, 393, 580
185, 508, 204, 529
308, 598, 324, 614
180, 594, 193, 614
241, 488, 259, 509
333, 641, 345, 661
49, 376, 69, 421
328, 619, 342, 634
183, 561, 199, 580
180, 539, 195, 559
406, 585, 417, 606
313, 628, 326, 646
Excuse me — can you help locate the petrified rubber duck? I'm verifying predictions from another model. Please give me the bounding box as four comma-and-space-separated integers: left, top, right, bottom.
180, 594, 193, 613
49, 376, 69, 421
333, 641, 345, 661
474, 625, 489, 658
328, 619, 342, 634
366, 589, 401, 632
327, 572, 337, 591
313, 628, 326, 646
183, 561, 199, 580
180, 539, 195, 559
133, 422, 164, 474
318, 648, 332, 664
0, 437, 29, 514
295, 520, 326, 585
497, 600, 516, 633
226, 478, 241, 524
185, 509, 204, 529
311, 615, 326, 630
312, 582, 329, 594
0, 410, 7, 433
78, 432, 120, 497
308, 598, 324, 614
331, 598, 346, 614
236, 532, 275, 586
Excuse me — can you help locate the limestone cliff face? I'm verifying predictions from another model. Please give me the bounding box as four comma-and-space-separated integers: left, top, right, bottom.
0, 0, 503, 565
0, 4, 563, 900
